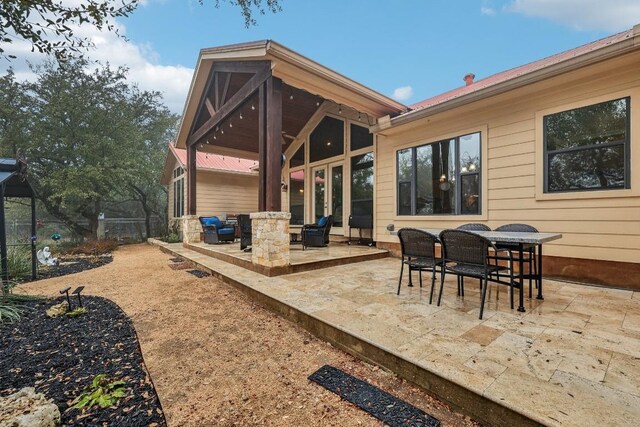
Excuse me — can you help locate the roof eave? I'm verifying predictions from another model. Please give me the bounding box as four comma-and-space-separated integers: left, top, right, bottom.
374, 27, 640, 133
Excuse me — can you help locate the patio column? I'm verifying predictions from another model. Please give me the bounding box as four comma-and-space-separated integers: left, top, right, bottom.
187, 143, 197, 215
258, 76, 282, 212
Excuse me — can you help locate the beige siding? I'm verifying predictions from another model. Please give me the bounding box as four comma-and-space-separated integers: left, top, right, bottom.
375, 51, 640, 263
195, 170, 258, 216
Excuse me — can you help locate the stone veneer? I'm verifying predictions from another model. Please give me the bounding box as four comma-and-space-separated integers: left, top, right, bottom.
250, 212, 291, 268
181, 215, 202, 244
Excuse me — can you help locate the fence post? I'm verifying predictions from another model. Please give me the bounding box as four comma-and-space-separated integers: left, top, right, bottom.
97, 217, 106, 240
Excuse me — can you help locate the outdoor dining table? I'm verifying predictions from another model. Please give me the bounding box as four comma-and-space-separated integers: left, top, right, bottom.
393, 228, 563, 313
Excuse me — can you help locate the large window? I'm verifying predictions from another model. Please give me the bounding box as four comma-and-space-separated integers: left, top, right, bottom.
544, 97, 630, 193
397, 132, 481, 215
172, 167, 184, 218
309, 116, 344, 163
351, 153, 374, 218
350, 124, 373, 151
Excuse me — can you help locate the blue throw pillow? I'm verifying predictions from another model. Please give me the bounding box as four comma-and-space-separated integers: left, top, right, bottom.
317, 216, 328, 227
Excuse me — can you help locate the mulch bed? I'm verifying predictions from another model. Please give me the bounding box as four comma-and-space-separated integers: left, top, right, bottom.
37, 255, 114, 280
0, 296, 166, 426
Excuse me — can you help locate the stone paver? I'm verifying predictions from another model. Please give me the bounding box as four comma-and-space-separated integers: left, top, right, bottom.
156, 241, 640, 427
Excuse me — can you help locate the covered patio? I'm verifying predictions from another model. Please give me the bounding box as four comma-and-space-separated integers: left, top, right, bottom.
173, 40, 405, 267
153, 239, 640, 427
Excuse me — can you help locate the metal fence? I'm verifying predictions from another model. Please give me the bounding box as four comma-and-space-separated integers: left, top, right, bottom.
6, 217, 165, 245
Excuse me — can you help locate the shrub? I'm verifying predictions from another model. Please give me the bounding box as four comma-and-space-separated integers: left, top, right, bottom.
62, 239, 119, 256
0, 280, 42, 323
6, 246, 32, 279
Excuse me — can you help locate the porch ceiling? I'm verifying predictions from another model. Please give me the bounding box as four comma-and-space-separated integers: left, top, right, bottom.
194, 82, 322, 157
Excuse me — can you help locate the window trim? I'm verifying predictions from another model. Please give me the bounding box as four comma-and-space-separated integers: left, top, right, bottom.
542, 96, 631, 194
535, 88, 639, 201
395, 131, 483, 217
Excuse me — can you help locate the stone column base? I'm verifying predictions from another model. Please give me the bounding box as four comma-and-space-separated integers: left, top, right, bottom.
181, 215, 201, 244
250, 212, 291, 268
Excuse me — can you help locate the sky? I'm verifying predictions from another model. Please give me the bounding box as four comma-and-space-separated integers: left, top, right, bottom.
4, 0, 640, 114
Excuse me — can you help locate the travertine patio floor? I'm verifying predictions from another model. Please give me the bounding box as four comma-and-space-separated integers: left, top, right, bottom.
155, 241, 640, 426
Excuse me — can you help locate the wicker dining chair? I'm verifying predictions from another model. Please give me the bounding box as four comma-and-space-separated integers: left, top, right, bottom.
455, 223, 491, 295
438, 229, 515, 319
494, 223, 540, 298
397, 228, 442, 304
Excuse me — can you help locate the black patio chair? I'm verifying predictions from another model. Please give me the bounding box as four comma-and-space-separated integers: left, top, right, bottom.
455, 223, 491, 294
397, 228, 442, 304
237, 214, 252, 251
301, 215, 333, 250
494, 223, 540, 298
438, 229, 515, 319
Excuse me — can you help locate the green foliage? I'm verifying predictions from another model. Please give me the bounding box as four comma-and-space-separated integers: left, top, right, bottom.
0, 280, 42, 323
66, 307, 88, 317
165, 222, 181, 243
0, 1, 138, 61
73, 374, 127, 409
0, 303, 22, 323
0, 0, 282, 61
6, 246, 31, 279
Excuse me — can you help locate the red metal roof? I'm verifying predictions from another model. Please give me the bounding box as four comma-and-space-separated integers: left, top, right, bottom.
169, 144, 257, 174
408, 29, 634, 112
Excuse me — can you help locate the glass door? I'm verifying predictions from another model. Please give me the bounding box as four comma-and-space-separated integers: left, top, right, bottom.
312, 166, 326, 222
311, 163, 343, 231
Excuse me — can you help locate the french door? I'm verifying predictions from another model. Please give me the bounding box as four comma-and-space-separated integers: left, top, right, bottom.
312, 162, 343, 231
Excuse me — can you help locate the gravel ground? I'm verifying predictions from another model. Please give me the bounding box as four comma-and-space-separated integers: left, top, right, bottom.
19, 244, 480, 427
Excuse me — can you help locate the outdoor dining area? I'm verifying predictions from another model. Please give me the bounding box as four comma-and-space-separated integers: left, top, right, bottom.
394, 224, 562, 319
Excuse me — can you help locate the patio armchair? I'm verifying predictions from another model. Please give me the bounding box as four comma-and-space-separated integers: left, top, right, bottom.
438, 229, 515, 319
199, 216, 236, 244
301, 215, 333, 250
494, 223, 540, 298
237, 214, 252, 251
397, 228, 443, 304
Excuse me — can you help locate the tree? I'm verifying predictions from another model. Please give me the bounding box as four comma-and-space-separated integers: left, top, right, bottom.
0, 69, 30, 157
0, 0, 282, 61
19, 59, 176, 239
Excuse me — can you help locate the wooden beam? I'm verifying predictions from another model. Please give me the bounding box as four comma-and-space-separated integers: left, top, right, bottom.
220, 73, 231, 107
189, 67, 271, 147
258, 84, 266, 211
212, 60, 271, 74
265, 76, 282, 212
188, 67, 216, 139
214, 72, 219, 111
187, 144, 197, 215
205, 98, 215, 116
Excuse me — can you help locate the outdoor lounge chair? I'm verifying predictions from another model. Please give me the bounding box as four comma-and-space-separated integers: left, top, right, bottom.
397, 228, 442, 304
301, 215, 333, 250
199, 216, 235, 244
438, 229, 515, 319
237, 214, 252, 251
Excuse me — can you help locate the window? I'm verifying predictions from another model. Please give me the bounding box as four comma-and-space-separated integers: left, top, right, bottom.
396, 132, 481, 215
351, 152, 374, 218
309, 116, 344, 162
544, 97, 630, 193
290, 144, 304, 168
289, 170, 305, 225
172, 167, 184, 218
350, 124, 373, 151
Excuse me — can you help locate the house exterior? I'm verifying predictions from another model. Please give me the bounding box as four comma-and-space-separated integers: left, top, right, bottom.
160, 143, 258, 229
171, 25, 640, 289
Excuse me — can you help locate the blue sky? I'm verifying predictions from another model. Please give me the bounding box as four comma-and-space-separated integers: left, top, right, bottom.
5, 1, 640, 113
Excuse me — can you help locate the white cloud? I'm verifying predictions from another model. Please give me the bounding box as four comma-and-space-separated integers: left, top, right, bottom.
0, 15, 193, 114
392, 85, 414, 101
506, 0, 640, 32
481, 6, 496, 16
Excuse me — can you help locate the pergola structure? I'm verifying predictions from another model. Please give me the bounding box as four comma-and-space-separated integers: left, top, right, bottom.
0, 158, 36, 286
175, 40, 406, 216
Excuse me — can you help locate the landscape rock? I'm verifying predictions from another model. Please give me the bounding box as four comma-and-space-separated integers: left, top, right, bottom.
45, 302, 68, 318
0, 387, 61, 427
